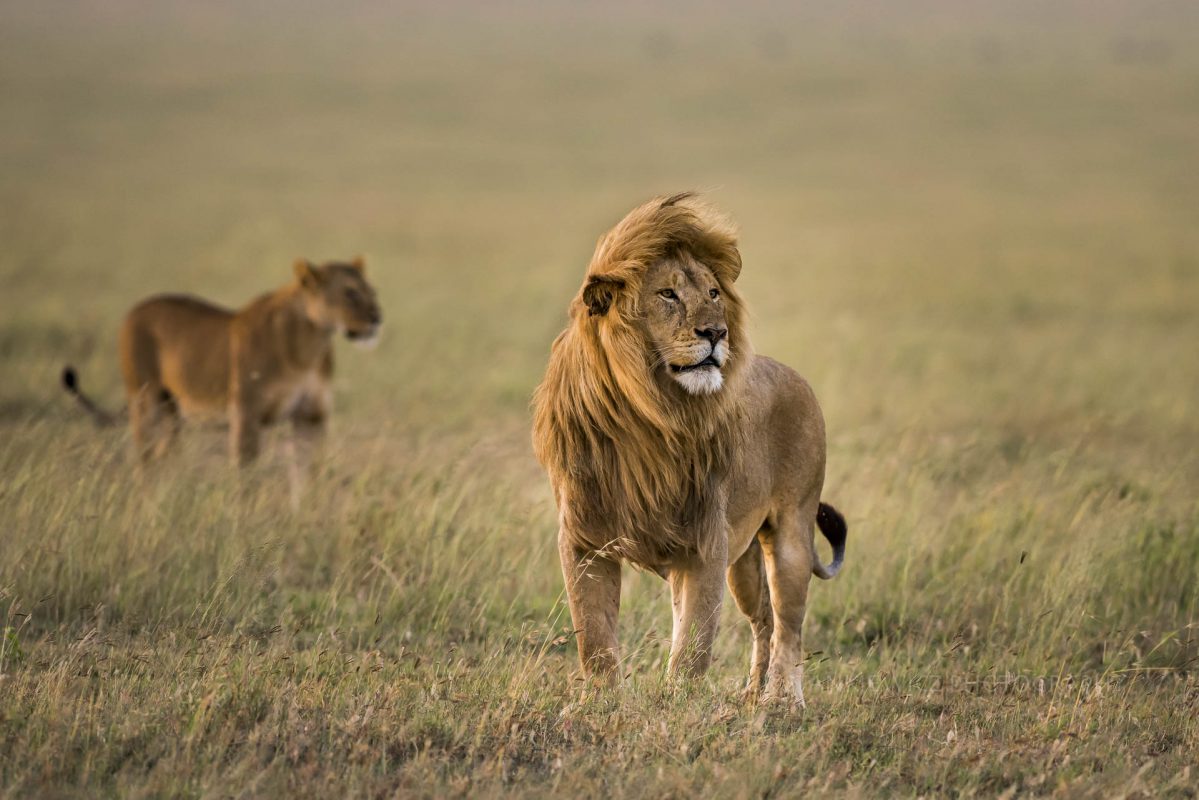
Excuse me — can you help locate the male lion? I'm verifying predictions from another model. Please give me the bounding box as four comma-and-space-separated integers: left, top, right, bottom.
532, 194, 846, 706
63, 257, 381, 499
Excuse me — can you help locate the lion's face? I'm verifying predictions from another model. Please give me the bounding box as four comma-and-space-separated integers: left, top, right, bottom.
637, 253, 730, 395
295, 258, 383, 347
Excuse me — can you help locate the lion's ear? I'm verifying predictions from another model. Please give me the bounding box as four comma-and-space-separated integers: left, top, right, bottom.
294, 259, 322, 289
582, 275, 624, 317
710, 250, 742, 284
726, 255, 742, 283
350, 255, 366, 273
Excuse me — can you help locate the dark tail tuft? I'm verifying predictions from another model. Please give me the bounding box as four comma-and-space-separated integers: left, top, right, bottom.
813, 501, 847, 579
61, 365, 120, 426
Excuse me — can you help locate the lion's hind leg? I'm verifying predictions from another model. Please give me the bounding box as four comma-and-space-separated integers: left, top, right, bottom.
759, 502, 817, 708
727, 536, 773, 698
128, 385, 180, 465
120, 316, 180, 465
150, 389, 181, 460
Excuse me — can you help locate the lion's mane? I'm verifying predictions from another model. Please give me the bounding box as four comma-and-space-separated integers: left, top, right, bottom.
532, 193, 752, 566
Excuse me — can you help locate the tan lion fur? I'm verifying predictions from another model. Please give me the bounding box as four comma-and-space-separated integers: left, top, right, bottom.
532, 193, 847, 704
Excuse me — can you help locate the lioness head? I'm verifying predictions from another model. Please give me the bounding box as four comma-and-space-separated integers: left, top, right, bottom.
294, 257, 382, 346
579, 193, 746, 398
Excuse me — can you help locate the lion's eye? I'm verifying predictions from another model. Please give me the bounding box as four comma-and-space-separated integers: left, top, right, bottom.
709, 288, 720, 299
659, 289, 678, 301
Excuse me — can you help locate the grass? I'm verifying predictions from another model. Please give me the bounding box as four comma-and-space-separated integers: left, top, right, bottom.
1, 2, 1197, 796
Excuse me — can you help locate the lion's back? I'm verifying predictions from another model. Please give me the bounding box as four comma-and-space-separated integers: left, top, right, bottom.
737, 354, 827, 495
120, 294, 235, 410
123, 294, 234, 348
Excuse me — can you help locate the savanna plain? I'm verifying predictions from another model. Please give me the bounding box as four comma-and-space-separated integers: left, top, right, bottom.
1, 3, 1197, 797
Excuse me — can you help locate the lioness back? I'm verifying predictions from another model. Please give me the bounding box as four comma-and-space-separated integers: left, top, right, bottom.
121, 294, 235, 417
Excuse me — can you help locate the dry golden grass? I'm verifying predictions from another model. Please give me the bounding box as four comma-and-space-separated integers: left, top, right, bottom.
1, 3, 1197, 797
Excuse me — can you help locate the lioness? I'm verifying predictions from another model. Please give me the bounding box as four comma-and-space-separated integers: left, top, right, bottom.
532, 194, 846, 706
63, 257, 381, 494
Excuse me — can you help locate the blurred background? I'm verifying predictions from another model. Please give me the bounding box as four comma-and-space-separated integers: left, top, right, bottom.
1, 2, 1196, 794
4, 1, 1196, 442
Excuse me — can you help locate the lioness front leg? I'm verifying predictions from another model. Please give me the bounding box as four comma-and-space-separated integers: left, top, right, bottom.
667, 534, 728, 678
229, 401, 260, 467
228, 344, 262, 468
287, 399, 327, 510
558, 532, 622, 680
760, 505, 816, 707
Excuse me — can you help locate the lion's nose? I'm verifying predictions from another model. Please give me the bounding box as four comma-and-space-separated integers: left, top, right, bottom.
696, 327, 727, 344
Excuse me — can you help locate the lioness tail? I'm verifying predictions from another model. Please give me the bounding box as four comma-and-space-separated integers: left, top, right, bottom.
813, 501, 847, 579
61, 366, 121, 427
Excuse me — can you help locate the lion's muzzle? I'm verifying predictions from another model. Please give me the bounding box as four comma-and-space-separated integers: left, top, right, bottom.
669, 340, 728, 394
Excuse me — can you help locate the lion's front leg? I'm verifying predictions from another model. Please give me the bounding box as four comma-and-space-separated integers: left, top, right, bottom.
759, 506, 816, 707
228, 341, 261, 469
667, 533, 728, 678
558, 531, 622, 681
229, 401, 260, 468
287, 394, 328, 511
727, 538, 773, 697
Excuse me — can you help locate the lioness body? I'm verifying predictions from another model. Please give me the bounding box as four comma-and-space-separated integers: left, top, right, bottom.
65, 259, 381, 493
533, 194, 845, 706
120, 288, 339, 463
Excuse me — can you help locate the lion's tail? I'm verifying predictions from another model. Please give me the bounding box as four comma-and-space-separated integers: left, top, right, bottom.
61, 365, 122, 427
813, 501, 847, 580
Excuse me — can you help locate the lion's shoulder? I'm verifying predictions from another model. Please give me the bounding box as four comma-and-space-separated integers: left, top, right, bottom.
736, 354, 824, 451
742, 355, 814, 400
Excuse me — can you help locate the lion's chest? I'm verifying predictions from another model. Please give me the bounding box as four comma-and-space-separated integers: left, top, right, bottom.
560, 444, 734, 567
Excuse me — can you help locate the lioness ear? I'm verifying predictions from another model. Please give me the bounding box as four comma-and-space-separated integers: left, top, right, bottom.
294, 259, 322, 289
350, 255, 366, 273
582, 275, 624, 317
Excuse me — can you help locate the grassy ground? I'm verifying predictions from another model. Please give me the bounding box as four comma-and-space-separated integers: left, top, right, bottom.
1, 2, 1197, 797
